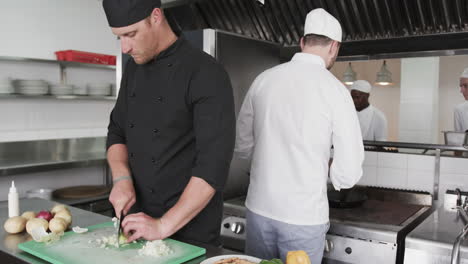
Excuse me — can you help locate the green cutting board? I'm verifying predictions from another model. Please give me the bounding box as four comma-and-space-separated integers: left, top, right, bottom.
18, 222, 206, 264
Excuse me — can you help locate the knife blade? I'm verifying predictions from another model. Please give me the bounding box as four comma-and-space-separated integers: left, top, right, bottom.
117, 210, 125, 246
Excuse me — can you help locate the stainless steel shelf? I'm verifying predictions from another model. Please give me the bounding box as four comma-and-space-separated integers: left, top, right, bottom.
0, 56, 116, 70
0, 137, 108, 177
0, 94, 116, 100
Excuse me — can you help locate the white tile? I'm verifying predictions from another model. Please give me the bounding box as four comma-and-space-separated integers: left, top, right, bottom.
441, 157, 468, 174
363, 151, 377, 166
408, 154, 435, 171
407, 169, 434, 193
439, 172, 468, 187
378, 152, 408, 169
358, 166, 377, 186
377, 167, 408, 188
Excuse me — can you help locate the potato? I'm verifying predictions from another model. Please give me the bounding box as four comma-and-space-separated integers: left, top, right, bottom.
54, 210, 72, 226
51, 204, 69, 215
49, 217, 67, 233
26, 218, 48, 235
4, 216, 27, 234
21, 211, 36, 221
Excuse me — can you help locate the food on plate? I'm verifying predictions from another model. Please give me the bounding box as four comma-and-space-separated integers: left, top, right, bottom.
3, 216, 27, 234
54, 210, 72, 225
21, 211, 36, 220
51, 204, 69, 215
259, 259, 283, 264
49, 217, 67, 233
216, 257, 260, 264
36, 210, 53, 222
138, 240, 173, 257
286, 251, 311, 264
26, 218, 48, 235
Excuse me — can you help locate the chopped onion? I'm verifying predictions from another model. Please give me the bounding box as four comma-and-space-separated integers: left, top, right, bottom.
72, 226, 88, 233
138, 240, 173, 257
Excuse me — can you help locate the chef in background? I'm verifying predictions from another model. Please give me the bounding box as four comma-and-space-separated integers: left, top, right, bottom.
454, 68, 468, 132
350, 80, 388, 141
235, 8, 364, 264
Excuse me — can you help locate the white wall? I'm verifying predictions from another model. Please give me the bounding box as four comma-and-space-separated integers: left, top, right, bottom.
0, 1, 116, 198
399, 57, 440, 143
0, 1, 118, 142
331, 59, 401, 141
0, 0, 118, 59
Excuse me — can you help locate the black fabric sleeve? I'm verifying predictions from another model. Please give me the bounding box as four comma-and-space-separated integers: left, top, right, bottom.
106, 61, 130, 150
189, 62, 236, 191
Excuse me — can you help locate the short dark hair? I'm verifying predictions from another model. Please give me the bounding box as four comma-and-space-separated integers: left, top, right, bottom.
303, 34, 333, 47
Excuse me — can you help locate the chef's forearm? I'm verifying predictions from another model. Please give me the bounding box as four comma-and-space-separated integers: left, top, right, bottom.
107, 144, 132, 179
160, 176, 215, 237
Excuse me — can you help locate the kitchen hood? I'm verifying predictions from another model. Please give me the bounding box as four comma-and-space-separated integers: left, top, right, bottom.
163, 0, 468, 57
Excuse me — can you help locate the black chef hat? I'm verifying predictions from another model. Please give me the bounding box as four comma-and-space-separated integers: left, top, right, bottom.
103, 0, 162, 28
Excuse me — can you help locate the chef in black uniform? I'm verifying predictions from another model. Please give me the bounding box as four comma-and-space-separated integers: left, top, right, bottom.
102, 0, 235, 246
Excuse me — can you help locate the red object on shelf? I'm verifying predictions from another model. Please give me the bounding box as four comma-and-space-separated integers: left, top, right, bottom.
55, 50, 116, 65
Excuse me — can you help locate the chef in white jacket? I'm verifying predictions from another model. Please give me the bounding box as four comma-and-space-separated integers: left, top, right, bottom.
235, 8, 364, 264
454, 68, 468, 132
350, 80, 388, 141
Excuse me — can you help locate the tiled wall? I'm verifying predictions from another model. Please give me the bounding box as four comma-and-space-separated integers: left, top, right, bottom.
359, 151, 468, 200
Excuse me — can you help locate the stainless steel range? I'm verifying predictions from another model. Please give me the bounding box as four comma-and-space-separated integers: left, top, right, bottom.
220, 187, 433, 264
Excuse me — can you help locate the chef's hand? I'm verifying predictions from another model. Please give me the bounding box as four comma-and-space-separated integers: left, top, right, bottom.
109, 179, 136, 216
122, 212, 171, 242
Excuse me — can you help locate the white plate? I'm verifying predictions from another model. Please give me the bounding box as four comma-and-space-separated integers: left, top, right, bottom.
200, 255, 262, 264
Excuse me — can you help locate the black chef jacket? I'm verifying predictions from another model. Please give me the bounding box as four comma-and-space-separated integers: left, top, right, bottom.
106, 36, 235, 246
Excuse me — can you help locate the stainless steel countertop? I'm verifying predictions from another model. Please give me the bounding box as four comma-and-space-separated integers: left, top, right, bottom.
0, 198, 235, 264
405, 204, 468, 257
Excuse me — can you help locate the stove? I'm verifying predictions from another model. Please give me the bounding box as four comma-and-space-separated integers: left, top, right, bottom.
221, 187, 433, 264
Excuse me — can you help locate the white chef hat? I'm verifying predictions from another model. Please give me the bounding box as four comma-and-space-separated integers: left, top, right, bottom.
304, 8, 342, 42
350, 80, 372, 94
461, 68, 468, 79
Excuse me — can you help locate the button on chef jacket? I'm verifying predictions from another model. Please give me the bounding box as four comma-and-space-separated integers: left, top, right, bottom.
106, 37, 236, 245
235, 53, 364, 225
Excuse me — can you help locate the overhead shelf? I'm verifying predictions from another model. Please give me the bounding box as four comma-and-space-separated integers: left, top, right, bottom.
0, 56, 116, 70
0, 94, 116, 100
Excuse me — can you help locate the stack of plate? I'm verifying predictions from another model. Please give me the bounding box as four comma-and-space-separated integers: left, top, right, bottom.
16, 79, 49, 95
72, 86, 88, 96
87, 83, 111, 96
0, 78, 14, 94
50, 84, 73, 96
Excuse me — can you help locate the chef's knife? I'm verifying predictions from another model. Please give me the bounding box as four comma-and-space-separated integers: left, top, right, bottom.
117, 211, 125, 246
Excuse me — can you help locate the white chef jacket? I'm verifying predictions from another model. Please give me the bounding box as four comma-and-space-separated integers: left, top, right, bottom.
357, 105, 388, 141
235, 53, 364, 225
454, 101, 468, 132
